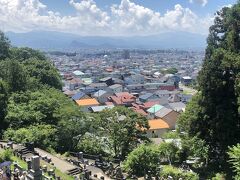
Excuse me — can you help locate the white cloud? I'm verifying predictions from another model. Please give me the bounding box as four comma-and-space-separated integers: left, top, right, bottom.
189, 0, 208, 7
0, 0, 213, 36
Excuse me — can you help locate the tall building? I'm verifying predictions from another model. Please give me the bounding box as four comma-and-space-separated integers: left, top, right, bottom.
122, 50, 130, 59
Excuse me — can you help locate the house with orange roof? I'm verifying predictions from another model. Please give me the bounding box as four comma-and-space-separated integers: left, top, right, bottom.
75, 98, 100, 111
146, 119, 170, 138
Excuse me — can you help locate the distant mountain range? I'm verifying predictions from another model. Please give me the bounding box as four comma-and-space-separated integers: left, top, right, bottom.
6, 31, 207, 51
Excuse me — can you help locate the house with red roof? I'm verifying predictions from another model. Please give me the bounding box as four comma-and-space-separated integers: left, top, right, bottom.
108, 92, 136, 106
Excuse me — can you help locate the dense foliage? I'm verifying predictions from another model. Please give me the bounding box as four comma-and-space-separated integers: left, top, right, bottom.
4, 125, 57, 150
160, 165, 199, 180
178, 2, 240, 172
123, 144, 161, 176
0, 32, 149, 160
0, 31, 10, 60
96, 107, 149, 158
123, 142, 180, 176
228, 144, 240, 179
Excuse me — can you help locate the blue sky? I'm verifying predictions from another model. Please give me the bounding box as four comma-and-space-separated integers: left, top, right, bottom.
0, 0, 237, 36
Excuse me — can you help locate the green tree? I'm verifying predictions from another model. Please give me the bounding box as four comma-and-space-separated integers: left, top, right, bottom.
0, 80, 8, 129
166, 67, 178, 74
179, 136, 209, 166
160, 165, 199, 180
77, 134, 106, 156
3, 125, 57, 150
6, 88, 73, 128
96, 107, 149, 158
228, 144, 240, 180
0, 31, 10, 60
178, 3, 240, 167
123, 144, 160, 177
0, 60, 27, 92
56, 112, 92, 152
10, 47, 47, 61
0, 149, 12, 162
158, 142, 179, 165
23, 59, 62, 89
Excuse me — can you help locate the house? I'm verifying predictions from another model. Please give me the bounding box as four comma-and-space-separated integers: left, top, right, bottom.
144, 83, 176, 91
147, 104, 164, 118
71, 91, 89, 101
126, 84, 145, 93
93, 90, 113, 104
63, 90, 78, 97
155, 108, 180, 129
82, 78, 93, 85
109, 92, 136, 106
68, 78, 83, 90
167, 102, 186, 112
179, 94, 192, 103
76, 98, 99, 106
76, 98, 100, 111
139, 93, 159, 103
181, 76, 192, 85
99, 77, 114, 86
89, 83, 108, 91
112, 78, 124, 85
80, 87, 98, 96
108, 84, 123, 93
142, 101, 161, 110
89, 105, 115, 113
72, 70, 85, 77
130, 107, 148, 116
155, 90, 178, 98
145, 119, 170, 138
124, 74, 145, 85
168, 94, 181, 103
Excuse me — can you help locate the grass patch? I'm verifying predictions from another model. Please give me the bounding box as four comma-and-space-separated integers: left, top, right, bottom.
10, 155, 28, 169
40, 161, 74, 180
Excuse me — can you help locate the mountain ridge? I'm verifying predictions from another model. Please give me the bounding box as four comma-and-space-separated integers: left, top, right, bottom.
6, 31, 207, 51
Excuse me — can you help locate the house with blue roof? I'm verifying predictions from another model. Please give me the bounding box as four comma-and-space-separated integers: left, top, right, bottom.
71, 91, 89, 101
139, 93, 159, 103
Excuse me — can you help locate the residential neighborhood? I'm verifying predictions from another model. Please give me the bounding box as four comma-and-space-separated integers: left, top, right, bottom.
49, 49, 202, 140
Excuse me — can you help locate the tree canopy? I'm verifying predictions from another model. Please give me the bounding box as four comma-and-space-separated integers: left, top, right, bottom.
178, 2, 240, 172
0, 31, 10, 60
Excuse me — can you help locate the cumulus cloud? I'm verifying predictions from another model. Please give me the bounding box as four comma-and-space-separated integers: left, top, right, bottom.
189, 0, 208, 7
0, 0, 213, 36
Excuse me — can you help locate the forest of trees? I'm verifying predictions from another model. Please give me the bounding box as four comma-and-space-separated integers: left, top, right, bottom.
0, 1, 240, 179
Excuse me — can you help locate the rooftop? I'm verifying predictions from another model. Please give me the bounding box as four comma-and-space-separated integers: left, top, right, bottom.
76, 98, 100, 106
148, 119, 170, 130
147, 104, 164, 114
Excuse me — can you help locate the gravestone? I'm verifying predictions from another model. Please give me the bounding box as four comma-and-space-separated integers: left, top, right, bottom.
27, 156, 42, 180
7, 141, 13, 149
78, 152, 84, 163
115, 166, 124, 179
25, 142, 34, 152
26, 159, 31, 170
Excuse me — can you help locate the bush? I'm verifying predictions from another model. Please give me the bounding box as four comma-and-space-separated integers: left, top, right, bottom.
160, 165, 199, 180
158, 142, 179, 164
77, 134, 106, 156
0, 149, 12, 162
228, 144, 240, 180
162, 131, 179, 139
123, 144, 160, 177
211, 173, 226, 180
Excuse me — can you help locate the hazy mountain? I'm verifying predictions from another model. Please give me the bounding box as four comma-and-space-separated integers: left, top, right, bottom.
6, 31, 207, 51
